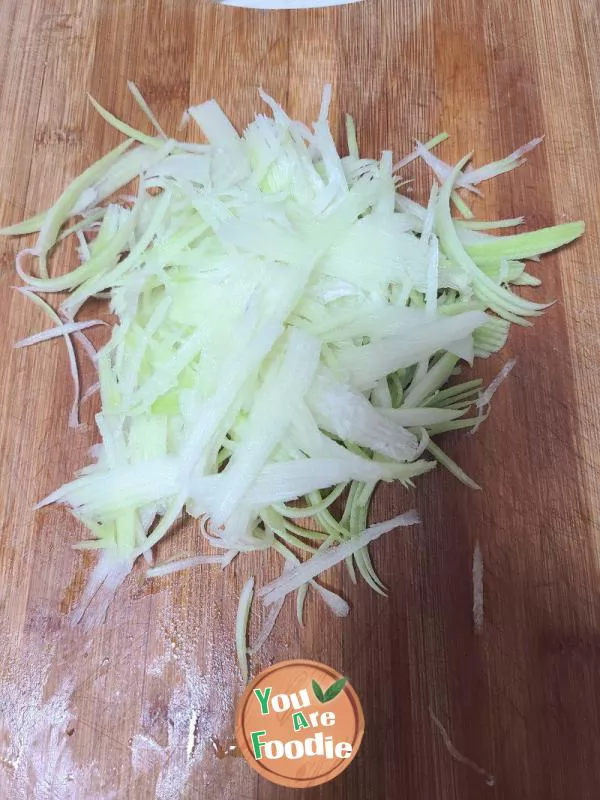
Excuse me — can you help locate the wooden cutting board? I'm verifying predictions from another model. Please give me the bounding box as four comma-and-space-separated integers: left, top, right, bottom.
1, 0, 599, 798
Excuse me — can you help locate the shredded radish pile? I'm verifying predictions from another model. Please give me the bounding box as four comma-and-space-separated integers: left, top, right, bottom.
1, 84, 583, 676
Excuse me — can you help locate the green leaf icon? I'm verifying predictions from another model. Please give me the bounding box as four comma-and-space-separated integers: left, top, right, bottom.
312, 679, 325, 703
323, 677, 348, 702
312, 676, 348, 703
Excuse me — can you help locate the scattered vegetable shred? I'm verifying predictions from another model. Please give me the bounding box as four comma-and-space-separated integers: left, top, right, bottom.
1, 84, 584, 677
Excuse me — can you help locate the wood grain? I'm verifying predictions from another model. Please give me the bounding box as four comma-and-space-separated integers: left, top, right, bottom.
1, 1, 599, 798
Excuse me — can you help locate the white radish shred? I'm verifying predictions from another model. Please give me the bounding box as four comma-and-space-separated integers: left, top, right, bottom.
393, 132, 449, 172
69, 549, 134, 630
81, 381, 100, 404
296, 583, 309, 627
16, 288, 84, 428
472, 540, 484, 635
429, 708, 495, 787
425, 235, 440, 318
0, 85, 584, 676
250, 595, 286, 656
259, 511, 421, 606
127, 81, 168, 140
14, 319, 106, 349
462, 136, 543, 187
414, 136, 544, 194
146, 553, 233, 579
311, 581, 351, 617
476, 358, 517, 409
236, 577, 254, 683
415, 141, 481, 196
471, 358, 516, 435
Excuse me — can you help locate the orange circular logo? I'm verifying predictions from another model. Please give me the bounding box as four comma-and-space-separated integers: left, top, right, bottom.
235, 659, 364, 788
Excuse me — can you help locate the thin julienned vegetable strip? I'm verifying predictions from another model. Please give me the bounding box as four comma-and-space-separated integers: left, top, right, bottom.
0, 85, 584, 679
